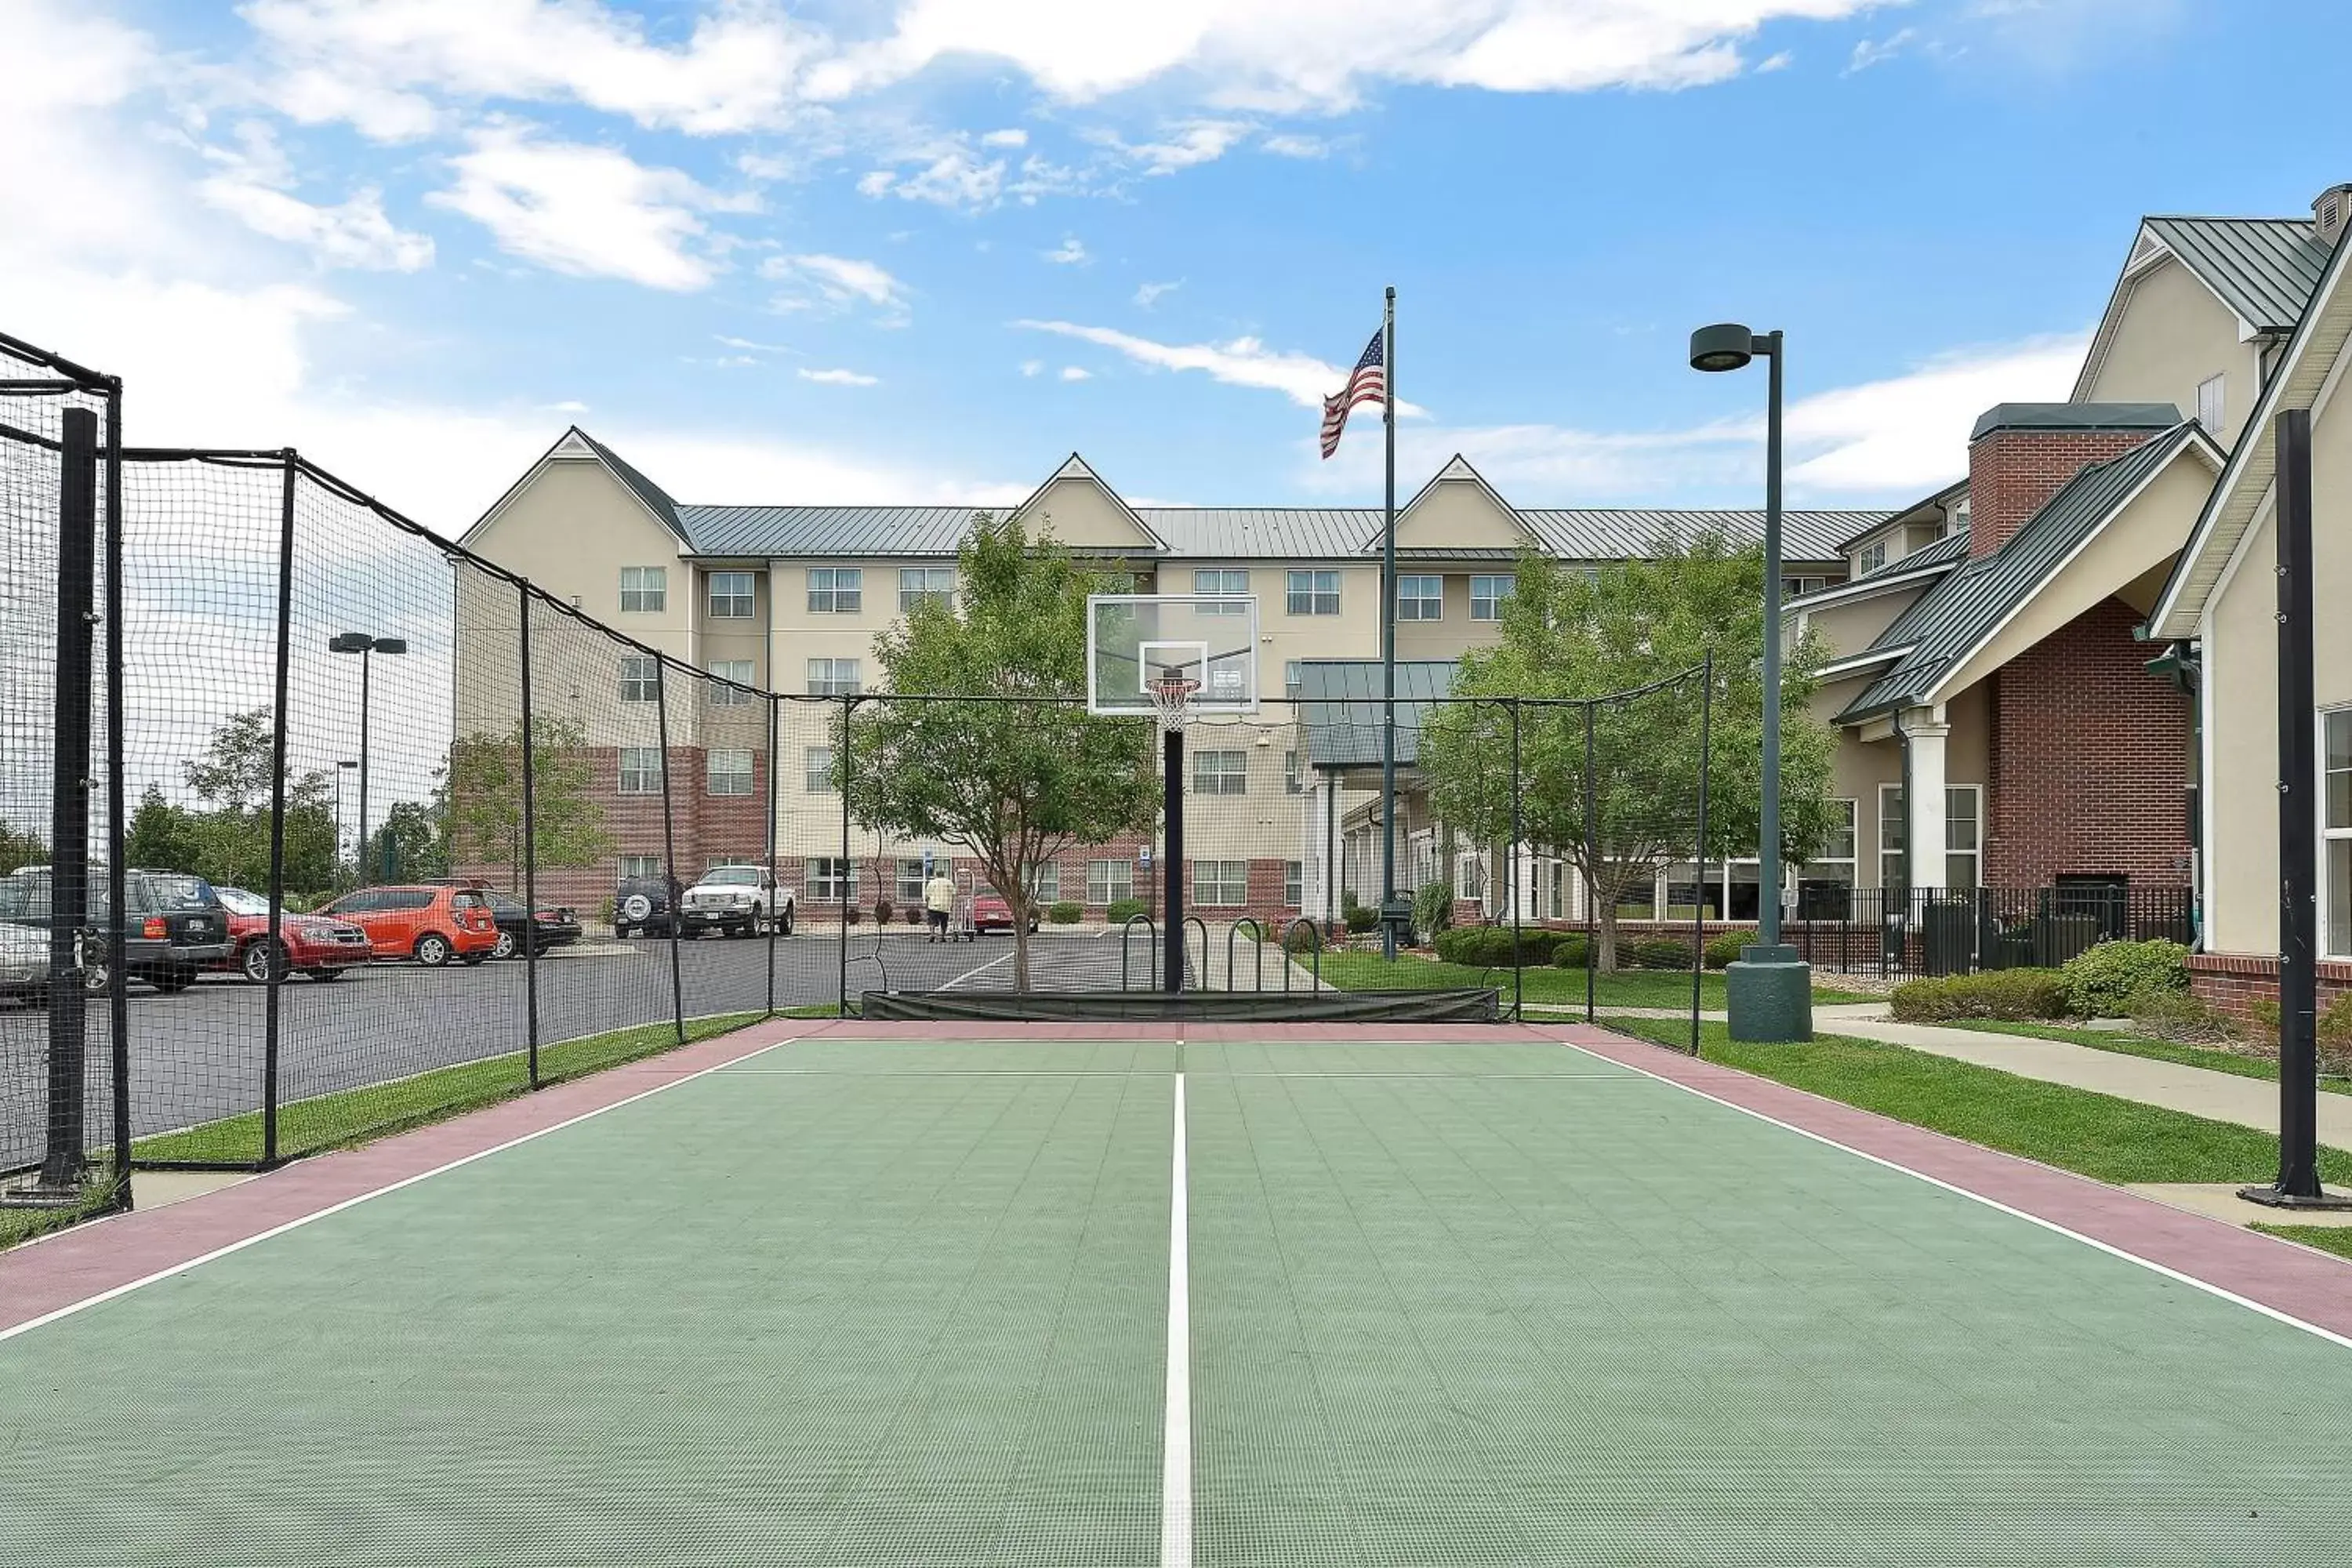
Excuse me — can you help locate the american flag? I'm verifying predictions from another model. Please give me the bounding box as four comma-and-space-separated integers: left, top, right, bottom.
1319, 328, 1386, 459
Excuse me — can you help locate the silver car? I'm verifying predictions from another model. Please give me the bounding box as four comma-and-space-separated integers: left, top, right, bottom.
0, 920, 52, 1004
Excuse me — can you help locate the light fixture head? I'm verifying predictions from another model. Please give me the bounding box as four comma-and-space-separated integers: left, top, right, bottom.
373, 637, 409, 655
328, 632, 372, 654
1689, 322, 1757, 373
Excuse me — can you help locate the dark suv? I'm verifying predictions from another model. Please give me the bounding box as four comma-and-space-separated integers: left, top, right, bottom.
0, 866, 234, 995
612, 873, 677, 939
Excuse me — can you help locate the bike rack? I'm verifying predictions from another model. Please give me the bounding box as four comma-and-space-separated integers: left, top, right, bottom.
1183, 916, 1209, 991
1281, 917, 1322, 993
1226, 917, 1265, 992
1120, 913, 1159, 991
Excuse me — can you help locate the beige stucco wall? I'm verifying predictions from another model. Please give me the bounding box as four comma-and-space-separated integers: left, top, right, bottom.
2084, 257, 2256, 445
1800, 582, 1929, 663
1816, 683, 1990, 889
1395, 478, 1530, 550
1392, 570, 1511, 659
1010, 474, 1158, 550
469, 456, 691, 657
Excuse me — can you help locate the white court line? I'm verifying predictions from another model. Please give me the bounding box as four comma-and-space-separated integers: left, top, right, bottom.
1576, 1040, 2352, 1354
0, 1033, 804, 1346
1160, 1070, 1192, 1568
938, 946, 1015, 993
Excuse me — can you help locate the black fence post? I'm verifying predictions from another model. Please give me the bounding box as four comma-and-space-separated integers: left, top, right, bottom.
517, 579, 540, 1087
1509, 699, 1523, 1022
655, 659, 685, 1046
260, 452, 297, 1167
103, 385, 129, 1203
1163, 725, 1185, 996
1691, 654, 1713, 1056
765, 693, 779, 1018
1583, 700, 1598, 1026
837, 695, 856, 1018
37, 407, 98, 1193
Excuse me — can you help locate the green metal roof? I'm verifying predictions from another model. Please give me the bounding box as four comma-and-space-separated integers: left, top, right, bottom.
575, 428, 686, 541
2142, 216, 2335, 334
1835, 423, 2204, 723
1295, 660, 1457, 768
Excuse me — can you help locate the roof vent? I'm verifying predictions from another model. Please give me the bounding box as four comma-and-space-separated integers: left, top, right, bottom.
2315, 183, 2352, 245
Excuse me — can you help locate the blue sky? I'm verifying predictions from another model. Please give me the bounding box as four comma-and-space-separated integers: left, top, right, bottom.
8, 0, 2349, 532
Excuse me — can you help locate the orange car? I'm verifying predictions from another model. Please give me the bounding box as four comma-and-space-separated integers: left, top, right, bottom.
314, 884, 499, 967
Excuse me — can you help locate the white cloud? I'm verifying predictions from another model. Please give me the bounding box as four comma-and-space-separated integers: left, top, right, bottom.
1058, 365, 1091, 381
800, 366, 880, 386
980, 126, 1029, 147
1019, 359, 1044, 376
715, 334, 793, 353
1844, 28, 1917, 73
1756, 49, 1795, 71
196, 122, 434, 271
1134, 279, 1181, 308
764, 252, 912, 321
857, 140, 1006, 209
546, 399, 590, 413
428, 124, 749, 291
1015, 318, 1432, 415
1259, 132, 1335, 158
1044, 236, 1090, 264
1100, 118, 1253, 174
1783, 332, 2086, 491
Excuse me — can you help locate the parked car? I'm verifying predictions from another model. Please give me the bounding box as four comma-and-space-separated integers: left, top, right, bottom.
613, 874, 677, 939
211, 887, 372, 982
971, 887, 1040, 935
0, 920, 50, 1004
480, 891, 583, 959
679, 865, 795, 938
0, 866, 233, 994
314, 884, 498, 967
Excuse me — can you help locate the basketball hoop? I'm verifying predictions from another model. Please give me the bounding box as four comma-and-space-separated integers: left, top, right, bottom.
1148, 670, 1200, 733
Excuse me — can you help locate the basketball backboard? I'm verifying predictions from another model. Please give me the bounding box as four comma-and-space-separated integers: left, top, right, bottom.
1086, 593, 1260, 717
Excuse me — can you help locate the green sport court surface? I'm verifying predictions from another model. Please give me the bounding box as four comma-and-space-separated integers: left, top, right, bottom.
6, 1029, 2352, 1566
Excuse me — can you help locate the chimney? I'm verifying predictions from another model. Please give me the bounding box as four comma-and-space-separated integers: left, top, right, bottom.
2316, 183, 2352, 245
1965, 404, 2180, 558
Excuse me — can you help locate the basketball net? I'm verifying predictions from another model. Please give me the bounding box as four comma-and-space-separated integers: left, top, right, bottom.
1148, 670, 1200, 735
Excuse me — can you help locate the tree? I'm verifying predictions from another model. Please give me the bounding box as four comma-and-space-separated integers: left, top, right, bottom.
1422, 534, 1840, 971
445, 716, 614, 887
838, 514, 1160, 989
0, 822, 45, 877
174, 708, 338, 894
123, 785, 200, 873
367, 799, 448, 883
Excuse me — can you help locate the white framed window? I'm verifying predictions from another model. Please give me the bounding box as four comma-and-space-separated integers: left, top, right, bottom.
1947, 495, 1972, 539
1397, 574, 1443, 621
1877, 782, 1905, 892
1547, 858, 1566, 920
619, 566, 666, 613
1286, 569, 1340, 615
1284, 860, 1303, 907
1087, 858, 1132, 905
619, 853, 662, 880
1470, 574, 1513, 621
1195, 859, 1248, 906
708, 659, 754, 706
709, 571, 757, 619
1798, 799, 1857, 917
1456, 853, 1486, 902
1944, 785, 1981, 889
897, 858, 928, 903
1194, 568, 1248, 609
807, 658, 862, 696
619, 655, 658, 703
1284, 660, 1303, 699
2196, 373, 2226, 434
807, 568, 862, 614
807, 857, 857, 902
898, 567, 954, 613
804, 746, 834, 793
1784, 575, 1828, 599
2325, 709, 2350, 957
1285, 750, 1301, 795
1028, 861, 1061, 902
1192, 750, 1247, 796
1857, 539, 1888, 576
707, 749, 754, 797
618, 746, 661, 796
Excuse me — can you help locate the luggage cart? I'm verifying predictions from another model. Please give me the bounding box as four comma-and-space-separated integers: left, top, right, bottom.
951, 867, 979, 942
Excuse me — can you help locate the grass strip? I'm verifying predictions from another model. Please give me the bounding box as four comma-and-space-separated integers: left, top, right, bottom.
1316, 953, 1873, 1009
132, 1011, 765, 1167
2250, 1224, 2352, 1262
1942, 1020, 2352, 1096
1601, 1015, 2352, 1188
0, 1177, 125, 1254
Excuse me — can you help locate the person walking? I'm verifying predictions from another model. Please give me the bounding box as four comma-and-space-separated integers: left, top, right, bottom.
924, 868, 956, 942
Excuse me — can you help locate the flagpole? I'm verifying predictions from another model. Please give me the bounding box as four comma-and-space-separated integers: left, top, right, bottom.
1381, 285, 1399, 960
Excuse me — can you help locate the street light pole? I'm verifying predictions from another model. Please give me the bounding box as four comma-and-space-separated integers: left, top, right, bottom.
1760, 328, 1785, 950
334, 760, 357, 879
330, 632, 407, 886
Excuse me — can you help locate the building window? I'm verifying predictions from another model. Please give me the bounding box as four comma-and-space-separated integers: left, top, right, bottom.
708, 659, 753, 706
1797, 800, 1857, 918
1945, 785, 1981, 889
1195, 860, 1248, 906
1028, 862, 1060, 902
1284, 660, 1303, 699
898, 567, 955, 613
1397, 574, 1443, 621
807, 567, 862, 614
619, 655, 659, 703
1285, 750, 1301, 795
1470, 574, 1513, 621
708, 571, 757, 619
619, 566, 666, 613
2197, 373, 2226, 434
1784, 575, 1828, 599
707, 749, 754, 797
1456, 853, 1486, 902
1547, 858, 1566, 920
1286, 569, 1340, 616
804, 746, 834, 793
1856, 539, 1888, 576
1878, 782, 1905, 893
1087, 858, 1133, 906
807, 658, 862, 696
807, 857, 857, 903
897, 858, 929, 903
2325, 710, 2350, 957
1192, 750, 1247, 796
1284, 860, 1303, 908
618, 746, 661, 796
619, 853, 661, 880
1194, 568, 1248, 609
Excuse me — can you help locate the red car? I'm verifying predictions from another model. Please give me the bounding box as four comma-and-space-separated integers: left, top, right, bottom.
971, 887, 1040, 935
213, 887, 374, 982
314, 884, 499, 966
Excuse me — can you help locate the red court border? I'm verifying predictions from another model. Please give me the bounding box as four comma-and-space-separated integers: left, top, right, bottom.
5, 1018, 2348, 1343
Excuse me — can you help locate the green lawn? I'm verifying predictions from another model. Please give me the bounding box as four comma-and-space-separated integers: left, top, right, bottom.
2252, 1224, 2352, 1261
1944, 1020, 2352, 1096
0, 1175, 125, 1254
132, 1011, 765, 1167
1316, 952, 1874, 1009
1602, 1015, 2352, 1188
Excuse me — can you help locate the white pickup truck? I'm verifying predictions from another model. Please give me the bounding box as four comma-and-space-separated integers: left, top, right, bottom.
677, 865, 795, 938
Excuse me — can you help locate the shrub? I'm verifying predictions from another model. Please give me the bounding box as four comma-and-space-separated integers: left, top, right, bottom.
1413, 882, 1454, 943
1548, 935, 1591, 971
1048, 900, 1083, 924
2259, 996, 2352, 1073
1703, 931, 1750, 971
1628, 937, 1692, 971
2125, 986, 2231, 1044
844, 905, 861, 925
873, 897, 895, 926
1345, 902, 1379, 935
1282, 921, 1324, 956
1436, 926, 1569, 968
1889, 968, 2071, 1022
1106, 898, 1148, 926
2060, 938, 2189, 1018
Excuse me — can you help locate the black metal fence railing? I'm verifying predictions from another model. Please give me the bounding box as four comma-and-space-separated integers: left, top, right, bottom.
1780, 884, 2197, 979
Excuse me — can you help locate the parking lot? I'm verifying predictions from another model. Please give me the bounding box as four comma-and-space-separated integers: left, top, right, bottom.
0, 928, 1209, 1169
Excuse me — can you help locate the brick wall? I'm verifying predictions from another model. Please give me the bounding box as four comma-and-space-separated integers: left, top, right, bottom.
1969, 425, 2162, 558
2190, 953, 2352, 1022
1983, 597, 2192, 888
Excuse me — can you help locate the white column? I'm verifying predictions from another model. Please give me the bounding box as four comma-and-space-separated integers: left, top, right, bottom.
1903, 709, 1950, 896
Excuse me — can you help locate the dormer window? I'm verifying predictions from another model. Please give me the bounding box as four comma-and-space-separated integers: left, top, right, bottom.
1857, 539, 1888, 576
1947, 496, 1971, 539
2196, 374, 2225, 434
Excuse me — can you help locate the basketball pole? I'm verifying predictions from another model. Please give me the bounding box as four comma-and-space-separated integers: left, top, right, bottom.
1163, 724, 1184, 995
1380, 284, 1399, 960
